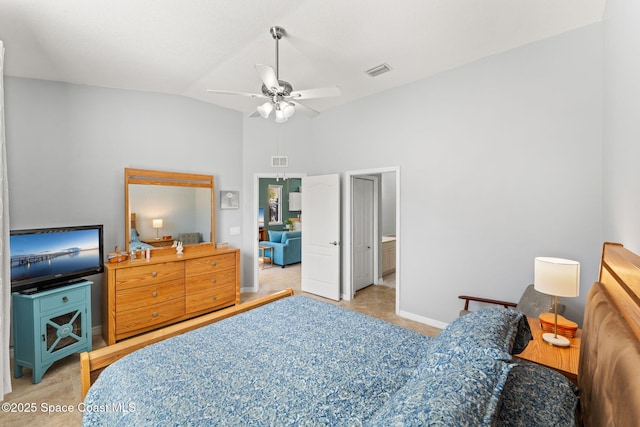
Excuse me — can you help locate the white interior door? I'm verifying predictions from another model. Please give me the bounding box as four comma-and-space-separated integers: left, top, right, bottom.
353, 176, 375, 291
301, 174, 341, 300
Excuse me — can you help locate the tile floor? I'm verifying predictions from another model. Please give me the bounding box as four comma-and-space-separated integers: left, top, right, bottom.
3, 263, 440, 426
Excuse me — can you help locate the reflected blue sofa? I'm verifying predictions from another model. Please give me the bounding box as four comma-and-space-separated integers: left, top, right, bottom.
259, 230, 301, 267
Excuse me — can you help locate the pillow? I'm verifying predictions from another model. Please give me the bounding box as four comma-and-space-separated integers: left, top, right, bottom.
130, 228, 140, 240
281, 231, 301, 243
368, 347, 513, 426
268, 230, 284, 243
368, 309, 534, 426
431, 307, 532, 355
495, 361, 578, 426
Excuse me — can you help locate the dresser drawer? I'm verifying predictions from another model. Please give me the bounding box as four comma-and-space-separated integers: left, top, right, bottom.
185, 284, 235, 314
185, 253, 235, 276
115, 298, 184, 338
39, 287, 87, 313
116, 279, 184, 312
185, 269, 235, 294
115, 262, 184, 290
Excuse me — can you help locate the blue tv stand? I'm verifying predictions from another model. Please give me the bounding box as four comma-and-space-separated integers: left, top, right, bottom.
12, 280, 92, 384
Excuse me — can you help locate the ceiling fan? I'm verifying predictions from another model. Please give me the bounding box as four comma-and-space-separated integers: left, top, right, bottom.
206, 26, 341, 123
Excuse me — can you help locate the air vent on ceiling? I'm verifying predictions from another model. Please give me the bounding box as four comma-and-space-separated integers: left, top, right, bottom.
365, 63, 392, 77
271, 156, 289, 167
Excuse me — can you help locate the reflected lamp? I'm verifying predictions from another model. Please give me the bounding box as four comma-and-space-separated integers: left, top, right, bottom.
152, 218, 163, 240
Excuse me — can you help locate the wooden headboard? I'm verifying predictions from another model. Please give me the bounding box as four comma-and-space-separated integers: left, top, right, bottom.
579, 242, 640, 426
131, 212, 137, 230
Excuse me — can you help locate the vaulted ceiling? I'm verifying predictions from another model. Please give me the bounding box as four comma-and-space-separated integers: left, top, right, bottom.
0, 0, 606, 116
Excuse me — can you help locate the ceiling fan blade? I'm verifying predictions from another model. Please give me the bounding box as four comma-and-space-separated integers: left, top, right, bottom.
290, 100, 319, 117
206, 89, 266, 98
255, 64, 280, 91
289, 87, 341, 99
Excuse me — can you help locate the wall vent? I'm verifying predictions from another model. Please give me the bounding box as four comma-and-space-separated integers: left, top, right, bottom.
365, 63, 392, 77
271, 156, 289, 167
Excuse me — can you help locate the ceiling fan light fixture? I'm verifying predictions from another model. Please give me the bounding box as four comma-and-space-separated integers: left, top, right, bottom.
207, 26, 340, 122
282, 101, 295, 118
257, 101, 273, 118
275, 107, 288, 123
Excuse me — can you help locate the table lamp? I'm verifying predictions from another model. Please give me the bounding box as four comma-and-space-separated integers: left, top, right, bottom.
534, 257, 580, 347
152, 218, 163, 240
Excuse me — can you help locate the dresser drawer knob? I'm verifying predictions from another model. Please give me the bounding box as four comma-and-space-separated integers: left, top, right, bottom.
211, 296, 217, 301
151, 272, 158, 277
211, 279, 217, 284
152, 312, 158, 318
62, 296, 68, 303
151, 291, 158, 297
210, 261, 217, 267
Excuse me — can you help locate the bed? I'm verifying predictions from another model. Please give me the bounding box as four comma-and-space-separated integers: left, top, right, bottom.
80, 242, 640, 426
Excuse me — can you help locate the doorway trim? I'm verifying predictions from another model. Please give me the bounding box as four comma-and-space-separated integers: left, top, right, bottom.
253, 172, 307, 292
344, 166, 400, 314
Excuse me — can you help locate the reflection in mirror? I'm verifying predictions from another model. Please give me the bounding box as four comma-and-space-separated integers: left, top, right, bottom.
129, 185, 211, 245
125, 168, 215, 252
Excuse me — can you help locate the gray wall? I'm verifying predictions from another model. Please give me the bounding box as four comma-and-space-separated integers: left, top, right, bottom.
5, 18, 619, 330
4, 78, 243, 327
311, 24, 603, 325
602, 0, 640, 254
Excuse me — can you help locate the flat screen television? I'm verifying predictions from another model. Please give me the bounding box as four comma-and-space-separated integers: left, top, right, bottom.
10, 224, 104, 294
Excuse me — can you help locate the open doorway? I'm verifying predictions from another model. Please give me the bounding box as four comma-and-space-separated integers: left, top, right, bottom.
345, 167, 400, 313
253, 172, 306, 292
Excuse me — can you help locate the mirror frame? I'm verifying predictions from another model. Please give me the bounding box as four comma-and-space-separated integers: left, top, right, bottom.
124, 168, 215, 252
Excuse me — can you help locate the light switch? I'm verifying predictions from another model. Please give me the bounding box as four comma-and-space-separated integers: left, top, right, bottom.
230, 227, 240, 235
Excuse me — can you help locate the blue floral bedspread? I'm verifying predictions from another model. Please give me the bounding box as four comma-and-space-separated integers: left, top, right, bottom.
83, 298, 578, 426
82, 296, 432, 426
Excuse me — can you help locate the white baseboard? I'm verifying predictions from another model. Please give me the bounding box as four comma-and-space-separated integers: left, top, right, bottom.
397, 309, 449, 330
241, 286, 258, 293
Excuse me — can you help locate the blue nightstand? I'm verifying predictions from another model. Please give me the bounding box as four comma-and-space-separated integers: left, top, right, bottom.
12, 280, 92, 384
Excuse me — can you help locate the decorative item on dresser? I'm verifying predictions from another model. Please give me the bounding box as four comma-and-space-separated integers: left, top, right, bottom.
102, 244, 240, 345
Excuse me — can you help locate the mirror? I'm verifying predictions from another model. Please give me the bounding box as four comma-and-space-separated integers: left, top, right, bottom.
125, 168, 215, 252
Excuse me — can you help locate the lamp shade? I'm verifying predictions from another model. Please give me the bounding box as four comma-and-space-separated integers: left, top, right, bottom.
275, 108, 287, 123
534, 257, 580, 298
281, 101, 295, 118
152, 219, 163, 229
257, 102, 273, 118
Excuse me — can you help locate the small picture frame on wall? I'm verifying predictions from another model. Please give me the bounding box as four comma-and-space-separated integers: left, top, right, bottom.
220, 191, 239, 209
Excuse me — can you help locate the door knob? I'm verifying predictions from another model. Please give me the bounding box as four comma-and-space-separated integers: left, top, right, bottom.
329, 241, 339, 246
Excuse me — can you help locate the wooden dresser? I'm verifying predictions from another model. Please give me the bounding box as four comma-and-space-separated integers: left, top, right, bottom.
102, 245, 240, 345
